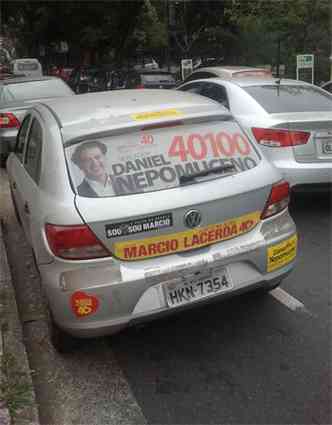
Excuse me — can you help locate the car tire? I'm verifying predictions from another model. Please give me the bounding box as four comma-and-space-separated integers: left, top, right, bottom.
47, 309, 80, 354
0, 154, 7, 169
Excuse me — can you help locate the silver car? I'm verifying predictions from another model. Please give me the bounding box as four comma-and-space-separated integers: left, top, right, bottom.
178, 78, 332, 188
0, 76, 74, 166
7, 89, 297, 352
182, 66, 273, 84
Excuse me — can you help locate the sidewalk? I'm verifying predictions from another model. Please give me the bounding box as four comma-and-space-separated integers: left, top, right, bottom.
0, 214, 40, 423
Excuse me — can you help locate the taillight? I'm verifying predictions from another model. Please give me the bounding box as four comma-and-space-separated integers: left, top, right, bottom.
0, 113, 20, 129
261, 180, 290, 219
135, 84, 145, 89
252, 127, 310, 147
45, 224, 110, 260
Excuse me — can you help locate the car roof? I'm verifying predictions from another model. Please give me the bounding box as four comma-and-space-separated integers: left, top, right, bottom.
194, 66, 270, 75
189, 77, 314, 88
10, 58, 40, 64
134, 70, 173, 75
38, 89, 231, 142
0, 76, 60, 86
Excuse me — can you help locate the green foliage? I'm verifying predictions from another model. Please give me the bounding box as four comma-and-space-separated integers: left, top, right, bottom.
1, 0, 330, 81
169, 0, 228, 58
130, 0, 167, 52
224, 0, 330, 81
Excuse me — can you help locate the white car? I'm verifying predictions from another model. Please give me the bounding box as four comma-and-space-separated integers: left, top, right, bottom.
0, 76, 74, 166
7, 89, 297, 352
178, 77, 332, 188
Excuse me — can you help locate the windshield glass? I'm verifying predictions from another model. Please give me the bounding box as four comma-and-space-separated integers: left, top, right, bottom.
243, 84, 332, 113
233, 70, 271, 78
5, 79, 73, 101
65, 120, 260, 198
17, 62, 39, 71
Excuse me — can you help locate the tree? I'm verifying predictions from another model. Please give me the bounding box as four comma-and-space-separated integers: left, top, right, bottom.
1, 1, 144, 65
122, 0, 167, 66
225, 0, 331, 81
168, 0, 230, 60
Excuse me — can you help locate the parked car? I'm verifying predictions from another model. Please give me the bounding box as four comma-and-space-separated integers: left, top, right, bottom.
68, 65, 122, 93
7, 89, 297, 352
178, 77, 332, 188
69, 67, 177, 93
181, 66, 273, 84
10, 58, 43, 77
49, 65, 74, 82
321, 80, 332, 94
67, 66, 100, 93
119, 69, 177, 89
0, 76, 74, 166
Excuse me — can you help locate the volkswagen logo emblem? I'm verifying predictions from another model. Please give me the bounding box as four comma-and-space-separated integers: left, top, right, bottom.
184, 210, 202, 228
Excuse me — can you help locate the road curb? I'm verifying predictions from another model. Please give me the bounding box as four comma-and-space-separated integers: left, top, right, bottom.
0, 220, 40, 425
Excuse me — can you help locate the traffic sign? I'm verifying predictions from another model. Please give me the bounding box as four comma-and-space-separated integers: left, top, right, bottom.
297, 54, 314, 68
296, 54, 314, 83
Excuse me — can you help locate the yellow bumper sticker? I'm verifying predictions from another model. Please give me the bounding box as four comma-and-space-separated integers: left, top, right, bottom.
114, 211, 261, 260
267, 234, 297, 272
131, 109, 183, 121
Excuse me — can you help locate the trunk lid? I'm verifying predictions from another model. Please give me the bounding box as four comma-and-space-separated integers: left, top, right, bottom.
269, 112, 332, 162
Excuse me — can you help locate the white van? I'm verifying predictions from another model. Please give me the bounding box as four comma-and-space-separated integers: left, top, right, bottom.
10, 58, 43, 77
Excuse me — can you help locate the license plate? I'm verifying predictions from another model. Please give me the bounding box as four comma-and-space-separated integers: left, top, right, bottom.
164, 267, 233, 308
322, 141, 332, 154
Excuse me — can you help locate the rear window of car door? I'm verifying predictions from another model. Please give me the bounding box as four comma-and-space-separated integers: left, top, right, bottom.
183, 71, 214, 83
200, 83, 230, 109
15, 114, 31, 162
24, 118, 42, 183
178, 82, 204, 95
322, 83, 332, 94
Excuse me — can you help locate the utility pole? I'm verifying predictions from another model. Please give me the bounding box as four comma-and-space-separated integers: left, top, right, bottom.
166, 0, 170, 71
276, 38, 281, 78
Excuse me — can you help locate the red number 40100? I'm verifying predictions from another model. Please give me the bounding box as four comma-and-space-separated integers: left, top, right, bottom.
168, 132, 251, 161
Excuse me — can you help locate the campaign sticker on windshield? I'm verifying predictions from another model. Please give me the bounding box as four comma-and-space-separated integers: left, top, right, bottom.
66, 120, 260, 198
105, 213, 173, 238
267, 234, 297, 272
113, 211, 261, 260
131, 109, 183, 121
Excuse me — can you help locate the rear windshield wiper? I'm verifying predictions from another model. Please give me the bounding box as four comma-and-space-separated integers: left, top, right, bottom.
179, 164, 236, 185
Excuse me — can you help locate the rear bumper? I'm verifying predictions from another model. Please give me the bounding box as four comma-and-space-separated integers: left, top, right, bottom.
272, 159, 332, 187
39, 210, 297, 338
53, 266, 293, 339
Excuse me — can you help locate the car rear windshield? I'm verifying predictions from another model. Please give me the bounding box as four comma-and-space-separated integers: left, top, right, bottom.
233, 70, 272, 78
243, 84, 332, 113
4, 79, 73, 101
65, 120, 260, 198
17, 62, 39, 71
141, 74, 175, 83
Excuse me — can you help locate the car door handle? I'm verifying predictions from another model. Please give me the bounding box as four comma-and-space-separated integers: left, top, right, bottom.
24, 202, 30, 215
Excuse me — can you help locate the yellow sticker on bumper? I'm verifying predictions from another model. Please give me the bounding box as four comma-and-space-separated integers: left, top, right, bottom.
114, 211, 261, 260
267, 234, 297, 272
131, 109, 183, 121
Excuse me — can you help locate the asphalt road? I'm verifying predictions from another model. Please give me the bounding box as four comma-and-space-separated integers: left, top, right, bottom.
1, 169, 330, 424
